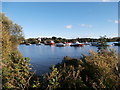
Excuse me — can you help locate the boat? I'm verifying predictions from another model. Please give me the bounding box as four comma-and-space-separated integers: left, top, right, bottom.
97, 44, 111, 47
91, 42, 99, 46
84, 42, 90, 45
36, 42, 41, 45
113, 42, 120, 46
44, 40, 55, 45
56, 43, 65, 47
26, 43, 31, 45
64, 42, 72, 46
91, 42, 111, 47
70, 41, 84, 47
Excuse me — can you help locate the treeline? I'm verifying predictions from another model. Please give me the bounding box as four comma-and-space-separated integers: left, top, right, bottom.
21, 36, 120, 44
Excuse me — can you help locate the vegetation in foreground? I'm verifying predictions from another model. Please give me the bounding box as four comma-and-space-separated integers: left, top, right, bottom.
2, 13, 31, 89
1, 13, 120, 89
30, 49, 119, 89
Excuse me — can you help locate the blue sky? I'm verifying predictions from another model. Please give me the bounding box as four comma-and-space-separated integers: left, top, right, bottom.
2, 0, 120, 2
2, 2, 118, 39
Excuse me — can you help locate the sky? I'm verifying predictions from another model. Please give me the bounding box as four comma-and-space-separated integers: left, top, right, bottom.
2, 2, 118, 39
2, 0, 120, 2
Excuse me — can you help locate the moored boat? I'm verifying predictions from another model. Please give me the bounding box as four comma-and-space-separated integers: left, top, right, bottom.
64, 42, 72, 46
113, 42, 120, 46
26, 43, 31, 45
44, 40, 55, 45
84, 42, 90, 45
36, 42, 41, 45
56, 43, 65, 47
70, 41, 84, 47
91, 42, 99, 46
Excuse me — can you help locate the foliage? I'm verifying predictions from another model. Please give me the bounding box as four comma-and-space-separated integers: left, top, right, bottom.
2, 52, 31, 89
44, 66, 61, 89
28, 74, 42, 89
83, 49, 119, 88
10, 24, 25, 47
43, 49, 119, 89
98, 35, 107, 45
1, 13, 31, 89
97, 35, 108, 52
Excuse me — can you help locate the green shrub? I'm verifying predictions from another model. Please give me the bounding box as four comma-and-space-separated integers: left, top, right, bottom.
1, 13, 31, 89
43, 49, 119, 89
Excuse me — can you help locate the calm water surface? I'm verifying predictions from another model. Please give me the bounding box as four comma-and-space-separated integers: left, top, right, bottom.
18, 42, 119, 75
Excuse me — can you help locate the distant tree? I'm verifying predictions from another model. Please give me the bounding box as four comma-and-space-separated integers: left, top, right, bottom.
58, 37, 62, 40
97, 35, 108, 52
52, 36, 57, 40
98, 35, 107, 45
76, 37, 80, 41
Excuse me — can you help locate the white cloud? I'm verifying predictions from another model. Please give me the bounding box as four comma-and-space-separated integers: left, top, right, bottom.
65, 25, 73, 29
108, 19, 120, 24
114, 19, 120, 24
114, 20, 118, 24
79, 24, 93, 28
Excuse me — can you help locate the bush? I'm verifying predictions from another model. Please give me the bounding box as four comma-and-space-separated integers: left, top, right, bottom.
43, 49, 119, 89
2, 13, 31, 89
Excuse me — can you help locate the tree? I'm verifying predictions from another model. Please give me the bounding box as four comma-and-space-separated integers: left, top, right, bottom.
52, 36, 57, 40
1, 13, 30, 89
97, 35, 108, 52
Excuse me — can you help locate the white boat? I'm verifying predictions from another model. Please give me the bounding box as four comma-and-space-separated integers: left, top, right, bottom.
26, 43, 31, 45
56, 43, 65, 47
65, 42, 72, 46
84, 42, 90, 45
70, 41, 84, 47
